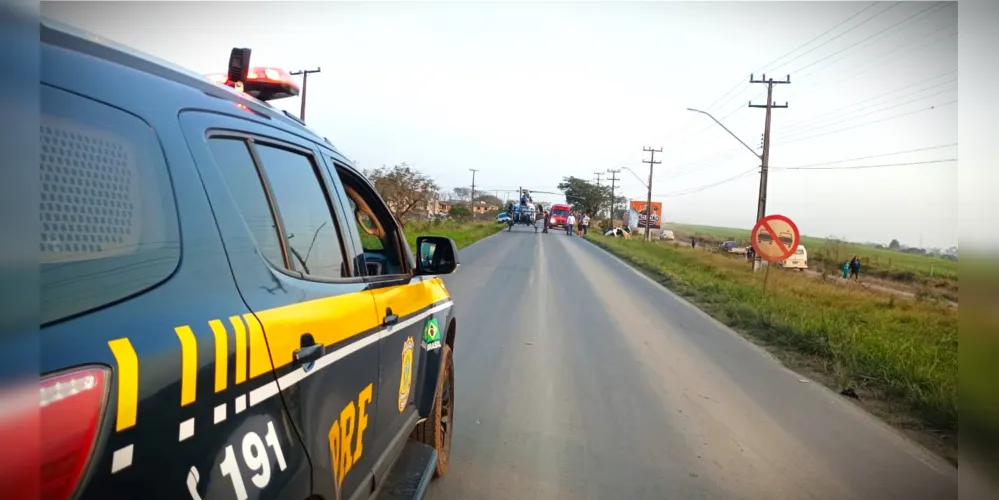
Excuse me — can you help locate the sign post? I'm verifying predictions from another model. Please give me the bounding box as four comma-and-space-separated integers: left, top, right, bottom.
750, 214, 800, 294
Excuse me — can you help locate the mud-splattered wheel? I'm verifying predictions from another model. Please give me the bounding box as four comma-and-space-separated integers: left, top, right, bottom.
413, 344, 454, 478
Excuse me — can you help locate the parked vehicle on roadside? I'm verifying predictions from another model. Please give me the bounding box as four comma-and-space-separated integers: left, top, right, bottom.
28, 18, 461, 500
720, 240, 747, 254
779, 245, 809, 270
548, 203, 571, 230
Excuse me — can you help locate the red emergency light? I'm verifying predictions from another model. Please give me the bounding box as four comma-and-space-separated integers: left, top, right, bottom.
206, 49, 301, 102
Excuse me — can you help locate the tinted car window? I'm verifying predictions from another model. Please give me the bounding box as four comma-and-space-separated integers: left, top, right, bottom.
207, 138, 285, 268
552, 209, 570, 217
254, 144, 348, 279
40, 85, 180, 325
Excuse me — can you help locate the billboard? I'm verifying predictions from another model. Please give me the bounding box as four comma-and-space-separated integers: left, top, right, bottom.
629, 200, 663, 230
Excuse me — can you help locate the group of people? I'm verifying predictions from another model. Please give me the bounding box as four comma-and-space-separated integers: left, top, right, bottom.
842, 255, 862, 280
541, 209, 590, 236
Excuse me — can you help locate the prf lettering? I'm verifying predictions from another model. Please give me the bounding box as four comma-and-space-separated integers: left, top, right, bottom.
328, 383, 373, 488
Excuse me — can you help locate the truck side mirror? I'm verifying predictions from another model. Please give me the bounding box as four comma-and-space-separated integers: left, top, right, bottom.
415, 236, 460, 276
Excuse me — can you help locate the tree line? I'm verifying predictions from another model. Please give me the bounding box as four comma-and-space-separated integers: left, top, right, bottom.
363, 164, 627, 226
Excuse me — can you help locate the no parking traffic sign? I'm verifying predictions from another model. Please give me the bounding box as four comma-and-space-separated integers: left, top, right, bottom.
751, 214, 800, 263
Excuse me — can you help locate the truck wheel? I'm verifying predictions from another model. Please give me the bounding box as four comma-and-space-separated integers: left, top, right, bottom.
413, 344, 454, 478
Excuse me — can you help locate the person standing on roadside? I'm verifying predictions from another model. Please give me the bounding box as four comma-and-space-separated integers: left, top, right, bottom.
581, 213, 590, 236
542, 210, 549, 233
566, 212, 576, 236
842, 261, 850, 279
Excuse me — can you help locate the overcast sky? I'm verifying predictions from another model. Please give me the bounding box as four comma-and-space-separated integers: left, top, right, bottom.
43, 1, 959, 249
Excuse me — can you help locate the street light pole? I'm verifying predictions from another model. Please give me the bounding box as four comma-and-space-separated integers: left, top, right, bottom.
686, 107, 765, 270
290, 67, 321, 121
686, 108, 762, 162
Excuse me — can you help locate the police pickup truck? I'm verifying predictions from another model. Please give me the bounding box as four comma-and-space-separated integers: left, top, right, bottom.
24, 18, 460, 500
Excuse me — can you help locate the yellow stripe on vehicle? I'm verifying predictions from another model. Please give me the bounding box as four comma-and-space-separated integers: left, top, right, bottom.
369, 279, 448, 323
174, 326, 198, 407
107, 337, 139, 432
423, 277, 451, 304
244, 313, 273, 379
368, 283, 426, 319
253, 291, 382, 370
209, 319, 228, 393
230, 315, 248, 385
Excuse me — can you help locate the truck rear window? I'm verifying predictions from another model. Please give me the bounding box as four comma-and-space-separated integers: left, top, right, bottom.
40, 85, 180, 325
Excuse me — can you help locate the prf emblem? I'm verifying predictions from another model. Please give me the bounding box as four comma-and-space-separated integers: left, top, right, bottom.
423, 317, 442, 351
398, 337, 414, 412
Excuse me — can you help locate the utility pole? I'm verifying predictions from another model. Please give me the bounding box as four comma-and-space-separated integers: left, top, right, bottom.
642, 147, 662, 241
469, 168, 479, 205
748, 73, 790, 223
593, 172, 604, 217
606, 168, 621, 224
289, 68, 321, 121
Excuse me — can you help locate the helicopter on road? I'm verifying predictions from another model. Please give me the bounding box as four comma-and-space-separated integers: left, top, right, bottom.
503, 188, 588, 234
505, 188, 540, 232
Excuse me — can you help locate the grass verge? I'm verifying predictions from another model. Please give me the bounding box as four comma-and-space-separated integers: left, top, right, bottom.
663, 222, 959, 286
402, 219, 504, 254
585, 233, 958, 462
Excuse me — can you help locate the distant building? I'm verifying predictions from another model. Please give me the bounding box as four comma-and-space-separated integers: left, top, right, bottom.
426, 199, 452, 215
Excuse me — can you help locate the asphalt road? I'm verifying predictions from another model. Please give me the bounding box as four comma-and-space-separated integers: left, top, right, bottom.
426, 226, 960, 500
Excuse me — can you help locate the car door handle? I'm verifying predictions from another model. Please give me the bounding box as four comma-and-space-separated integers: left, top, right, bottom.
294, 335, 325, 366
383, 308, 399, 326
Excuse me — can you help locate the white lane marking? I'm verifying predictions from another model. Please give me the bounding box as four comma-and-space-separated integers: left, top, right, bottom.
247, 302, 453, 408
111, 444, 134, 473
213, 403, 227, 424
179, 417, 195, 442
235, 394, 247, 414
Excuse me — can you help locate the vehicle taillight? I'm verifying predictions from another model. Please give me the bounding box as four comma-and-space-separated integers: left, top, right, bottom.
40, 366, 110, 500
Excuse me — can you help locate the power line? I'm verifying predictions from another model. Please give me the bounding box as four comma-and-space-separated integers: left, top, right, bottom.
715, 3, 949, 126
775, 2, 895, 71
654, 157, 956, 198
778, 85, 956, 140
795, 27, 956, 98
777, 99, 957, 145
798, 9, 957, 88
673, 3, 952, 175
783, 70, 956, 131
789, 2, 945, 74
776, 143, 957, 169
772, 158, 957, 171
697, 1, 886, 124
655, 168, 758, 197
657, 149, 742, 181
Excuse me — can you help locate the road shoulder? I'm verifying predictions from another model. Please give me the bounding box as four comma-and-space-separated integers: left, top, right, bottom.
581, 233, 958, 467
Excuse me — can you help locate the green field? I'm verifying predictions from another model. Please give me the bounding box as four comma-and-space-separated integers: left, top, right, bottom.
586, 233, 958, 454
403, 219, 504, 254
663, 222, 958, 287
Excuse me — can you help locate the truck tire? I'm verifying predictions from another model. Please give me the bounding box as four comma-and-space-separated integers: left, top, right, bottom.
413, 344, 453, 478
